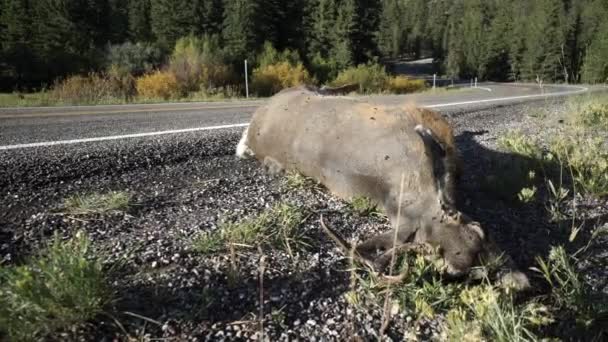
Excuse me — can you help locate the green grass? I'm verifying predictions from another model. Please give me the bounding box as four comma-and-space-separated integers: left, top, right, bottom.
349, 196, 380, 217
0, 232, 110, 341
194, 203, 311, 257
0, 91, 258, 108
495, 129, 608, 199
282, 171, 323, 192
567, 94, 608, 130
534, 246, 608, 337
63, 191, 131, 216
350, 249, 554, 341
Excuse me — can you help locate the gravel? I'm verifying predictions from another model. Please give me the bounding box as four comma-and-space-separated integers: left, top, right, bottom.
1, 98, 606, 340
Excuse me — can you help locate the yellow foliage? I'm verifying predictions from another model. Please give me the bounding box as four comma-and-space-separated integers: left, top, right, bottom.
135, 71, 181, 100
387, 75, 427, 94
50, 73, 131, 105
251, 62, 312, 96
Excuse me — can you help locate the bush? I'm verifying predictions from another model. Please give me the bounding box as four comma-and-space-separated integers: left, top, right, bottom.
251, 62, 312, 96
386, 75, 427, 94
105, 42, 163, 77
309, 53, 340, 85
169, 35, 233, 93
136, 70, 181, 100
50, 73, 130, 105
0, 232, 110, 341
257, 41, 302, 69
331, 62, 389, 93
549, 135, 608, 196
575, 102, 608, 129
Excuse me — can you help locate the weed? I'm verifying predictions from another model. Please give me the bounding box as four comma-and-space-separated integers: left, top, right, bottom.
534, 246, 608, 337
0, 232, 110, 341
349, 196, 380, 217
446, 285, 549, 342
282, 171, 322, 192
517, 186, 537, 204
64, 191, 131, 216
545, 179, 570, 222
549, 135, 608, 196
193, 203, 311, 256
569, 94, 608, 129
497, 131, 543, 161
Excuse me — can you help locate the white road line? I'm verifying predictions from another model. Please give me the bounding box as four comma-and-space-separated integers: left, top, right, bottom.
0, 123, 249, 151
0, 85, 590, 151
425, 86, 588, 109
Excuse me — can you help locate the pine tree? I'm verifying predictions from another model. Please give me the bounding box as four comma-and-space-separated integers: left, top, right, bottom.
332, 0, 357, 68
520, 0, 567, 82
129, 0, 153, 42
484, 0, 513, 81
377, 0, 405, 58
150, 0, 199, 49
222, 0, 260, 62
108, 0, 129, 43
581, 20, 608, 83
0, 0, 36, 87
307, 0, 338, 60
197, 0, 224, 35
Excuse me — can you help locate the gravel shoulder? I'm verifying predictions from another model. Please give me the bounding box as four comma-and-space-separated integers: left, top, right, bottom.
1, 96, 607, 340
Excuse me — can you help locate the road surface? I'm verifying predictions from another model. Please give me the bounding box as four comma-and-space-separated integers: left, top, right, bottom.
0, 83, 596, 149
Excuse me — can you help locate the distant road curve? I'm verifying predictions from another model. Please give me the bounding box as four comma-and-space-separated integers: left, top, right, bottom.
0, 83, 599, 150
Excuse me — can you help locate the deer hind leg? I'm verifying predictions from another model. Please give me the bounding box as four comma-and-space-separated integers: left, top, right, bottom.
263, 156, 284, 175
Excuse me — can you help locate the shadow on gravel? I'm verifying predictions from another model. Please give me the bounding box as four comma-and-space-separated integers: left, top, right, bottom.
455, 130, 605, 269
112, 257, 352, 338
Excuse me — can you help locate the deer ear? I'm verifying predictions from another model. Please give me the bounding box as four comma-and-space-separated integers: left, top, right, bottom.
468, 222, 485, 240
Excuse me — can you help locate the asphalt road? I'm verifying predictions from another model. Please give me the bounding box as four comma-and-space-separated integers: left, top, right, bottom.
0, 83, 596, 148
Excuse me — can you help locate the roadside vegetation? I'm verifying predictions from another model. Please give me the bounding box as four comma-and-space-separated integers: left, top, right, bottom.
450, 94, 608, 340
4, 1, 608, 107
63, 191, 131, 216
194, 202, 312, 257
0, 232, 111, 341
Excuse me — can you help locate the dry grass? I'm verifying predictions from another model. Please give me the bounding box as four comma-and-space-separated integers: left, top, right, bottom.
194, 203, 311, 257
63, 191, 131, 216
0, 232, 110, 341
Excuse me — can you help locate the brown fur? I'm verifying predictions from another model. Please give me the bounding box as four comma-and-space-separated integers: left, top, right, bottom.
237, 86, 513, 280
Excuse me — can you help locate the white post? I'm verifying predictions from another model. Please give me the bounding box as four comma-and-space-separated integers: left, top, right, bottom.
475, 77, 478, 88
433, 74, 436, 89
245, 59, 249, 98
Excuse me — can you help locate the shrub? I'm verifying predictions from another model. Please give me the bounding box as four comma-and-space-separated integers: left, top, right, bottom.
169, 35, 233, 93
386, 75, 427, 94
257, 41, 302, 69
251, 62, 312, 97
535, 246, 608, 337
331, 62, 390, 94
309, 53, 341, 85
549, 135, 608, 196
575, 102, 608, 129
136, 70, 181, 100
50, 73, 128, 105
0, 232, 110, 341
105, 42, 163, 77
